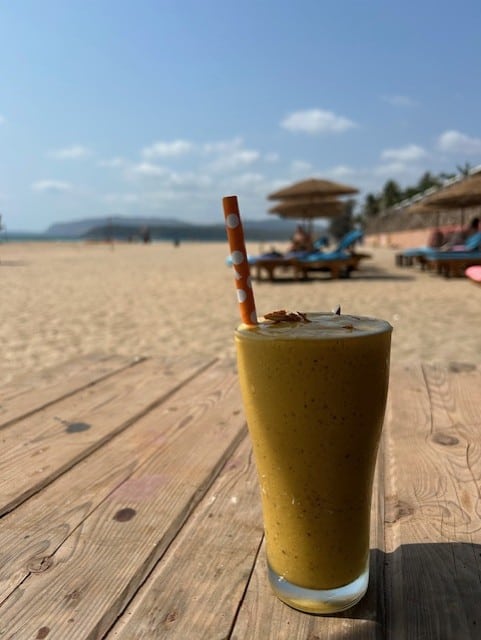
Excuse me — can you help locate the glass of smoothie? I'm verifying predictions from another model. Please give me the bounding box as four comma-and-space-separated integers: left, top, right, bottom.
235, 310, 392, 613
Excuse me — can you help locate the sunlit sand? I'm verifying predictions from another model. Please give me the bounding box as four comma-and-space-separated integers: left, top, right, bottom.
1, 241, 479, 384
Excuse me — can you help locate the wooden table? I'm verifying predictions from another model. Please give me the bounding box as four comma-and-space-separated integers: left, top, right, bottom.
1, 355, 480, 638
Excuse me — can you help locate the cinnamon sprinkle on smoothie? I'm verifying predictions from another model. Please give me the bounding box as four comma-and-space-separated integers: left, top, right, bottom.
263, 310, 312, 324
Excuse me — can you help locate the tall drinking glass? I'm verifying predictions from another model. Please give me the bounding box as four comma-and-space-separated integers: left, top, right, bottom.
235, 311, 392, 613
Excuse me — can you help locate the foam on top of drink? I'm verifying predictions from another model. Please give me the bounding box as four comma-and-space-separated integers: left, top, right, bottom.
236, 310, 391, 339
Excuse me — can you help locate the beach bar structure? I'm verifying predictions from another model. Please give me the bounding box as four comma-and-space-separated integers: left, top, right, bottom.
364, 167, 481, 249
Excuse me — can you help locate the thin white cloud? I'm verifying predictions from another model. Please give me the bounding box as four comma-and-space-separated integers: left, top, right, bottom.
98, 156, 127, 168
206, 144, 261, 172
437, 130, 481, 154
166, 171, 212, 190
264, 152, 280, 163
31, 180, 73, 193
203, 137, 244, 155
373, 161, 418, 177
281, 109, 356, 134
327, 165, 358, 178
128, 162, 212, 192
0, 114, 5, 125
130, 162, 169, 178
381, 144, 427, 162
382, 95, 418, 108
48, 145, 92, 159
142, 139, 193, 158
222, 150, 259, 169
227, 172, 265, 188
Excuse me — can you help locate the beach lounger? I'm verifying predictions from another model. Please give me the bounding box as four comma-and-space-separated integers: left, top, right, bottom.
293, 252, 356, 279
395, 247, 433, 267
251, 230, 369, 281
425, 251, 481, 277
334, 228, 365, 252
396, 231, 481, 268
395, 244, 452, 268
422, 231, 481, 277
225, 229, 369, 281
293, 229, 371, 279
249, 251, 304, 281
225, 250, 309, 281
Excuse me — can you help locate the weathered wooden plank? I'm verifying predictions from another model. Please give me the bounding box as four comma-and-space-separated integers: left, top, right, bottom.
0, 360, 246, 639
0, 356, 213, 516
383, 363, 481, 639
0, 353, 143, 429
229, 429, 386, 638
107, 433, 262, 639
0, 357, 218, 606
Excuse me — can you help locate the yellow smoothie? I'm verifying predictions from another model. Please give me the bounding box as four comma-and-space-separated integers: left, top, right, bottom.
235, 311, 391, 609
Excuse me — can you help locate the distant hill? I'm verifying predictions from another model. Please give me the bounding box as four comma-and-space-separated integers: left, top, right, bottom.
45, 216, 189, 237
45, 215, 327, 242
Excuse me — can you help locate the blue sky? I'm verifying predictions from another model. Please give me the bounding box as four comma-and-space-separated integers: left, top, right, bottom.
2, 1, 481, 231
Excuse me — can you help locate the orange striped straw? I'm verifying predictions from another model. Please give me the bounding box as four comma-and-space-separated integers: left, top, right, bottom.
222, 195, 258, 325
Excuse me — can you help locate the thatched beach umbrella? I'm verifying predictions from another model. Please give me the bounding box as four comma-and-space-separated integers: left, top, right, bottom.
268, 197, 346, 219
426, 174, 481, 222
268, 178, 359, 201
268, 198, 347, 236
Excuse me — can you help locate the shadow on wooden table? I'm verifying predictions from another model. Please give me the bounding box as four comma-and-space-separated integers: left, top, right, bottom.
343, 543, 481, 637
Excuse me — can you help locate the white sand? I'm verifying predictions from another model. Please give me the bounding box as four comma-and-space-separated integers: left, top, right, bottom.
1, 241, 479, 384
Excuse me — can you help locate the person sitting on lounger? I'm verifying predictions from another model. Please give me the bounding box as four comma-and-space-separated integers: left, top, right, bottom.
443, 217, 479, 249
464, 217, 480, 240
288, 225, 314, 252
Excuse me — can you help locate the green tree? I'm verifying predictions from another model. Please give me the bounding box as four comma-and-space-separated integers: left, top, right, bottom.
415, 171, 442, 193
358, 163, 475, 225
438, 170, 456, 181
401, 186, 420, 200
381, 180, 402, 208
361, 193, 381, 218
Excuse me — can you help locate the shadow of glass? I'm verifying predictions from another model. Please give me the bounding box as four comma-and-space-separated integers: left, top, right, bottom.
336, 542, 481, 638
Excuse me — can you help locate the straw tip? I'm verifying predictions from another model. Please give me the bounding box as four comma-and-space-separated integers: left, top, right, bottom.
222, 195, 240, 215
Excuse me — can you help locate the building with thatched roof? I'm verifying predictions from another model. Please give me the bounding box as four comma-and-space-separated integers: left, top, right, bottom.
364, 166, 481, 249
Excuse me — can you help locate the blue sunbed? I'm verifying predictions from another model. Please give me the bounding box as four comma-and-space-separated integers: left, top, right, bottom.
226, 229, 368, 280
396, 231, 481, 267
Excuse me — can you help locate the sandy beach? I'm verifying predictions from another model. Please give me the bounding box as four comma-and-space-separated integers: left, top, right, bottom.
1, 240, 479, 385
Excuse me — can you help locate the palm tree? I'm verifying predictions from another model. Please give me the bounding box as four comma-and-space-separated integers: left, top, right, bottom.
456, 162, 473, 177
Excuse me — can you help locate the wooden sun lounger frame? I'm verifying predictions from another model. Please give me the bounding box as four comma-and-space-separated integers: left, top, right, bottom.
395, 252, 415, 267
426, 255, 481, 278
252, 252, 371, 281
